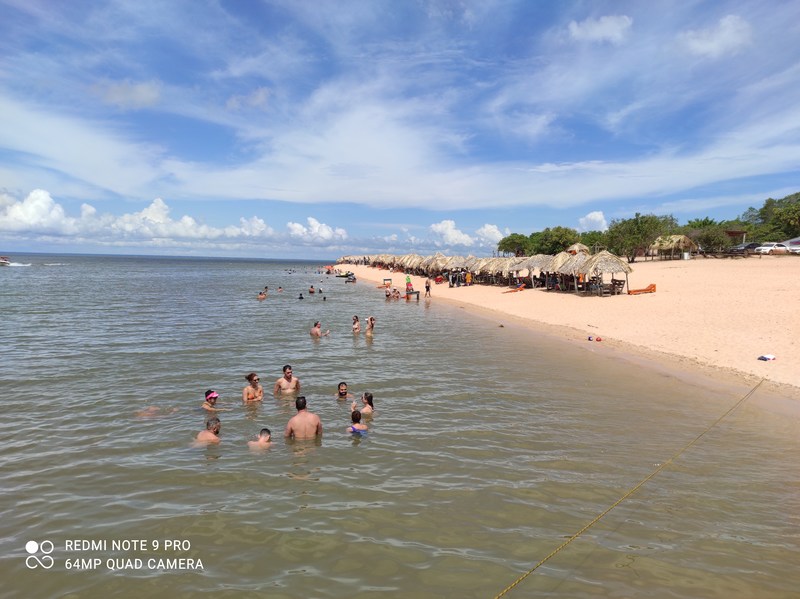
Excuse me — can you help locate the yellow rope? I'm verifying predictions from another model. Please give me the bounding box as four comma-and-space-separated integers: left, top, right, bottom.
493, 378, 765, 599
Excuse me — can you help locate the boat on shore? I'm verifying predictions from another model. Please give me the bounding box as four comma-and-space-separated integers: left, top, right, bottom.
0, 256, 10, 266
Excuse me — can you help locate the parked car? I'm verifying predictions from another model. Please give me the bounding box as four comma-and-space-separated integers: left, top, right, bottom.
754, 242, 789, 255
726, 242, 761, 255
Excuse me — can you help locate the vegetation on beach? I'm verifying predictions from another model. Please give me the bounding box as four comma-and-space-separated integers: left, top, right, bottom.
498, 191, 800, 260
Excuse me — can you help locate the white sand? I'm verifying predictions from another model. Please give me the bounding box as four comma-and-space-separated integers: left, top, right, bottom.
338, 256, 800, 399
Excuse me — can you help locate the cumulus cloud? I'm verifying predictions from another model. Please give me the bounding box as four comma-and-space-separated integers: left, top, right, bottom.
578, 210, 608, 232
679, 15, 752, 59
475, 224, 505, 245
568, 15, 632, 45
97, 80, 161, 109
429, 220, 473, 246
286, 217, 347, 243
0, 189, 280, 244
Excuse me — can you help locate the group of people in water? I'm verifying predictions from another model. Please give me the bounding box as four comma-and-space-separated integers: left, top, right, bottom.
195, 366, 375, 446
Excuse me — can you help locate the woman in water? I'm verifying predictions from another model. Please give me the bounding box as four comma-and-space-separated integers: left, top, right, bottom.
352, 315, 361, 333
202, 389, 225, 412
242, 372, 264, 403
365, 316, 375, 336
351, 392, 374, 416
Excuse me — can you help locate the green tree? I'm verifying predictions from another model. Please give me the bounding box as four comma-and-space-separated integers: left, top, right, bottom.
685, 217, 717, 229
696, 226, 729, 253
579, 230, 607, 253
773, 202, 800, 238
531, 226, 579, 255
606, 213, 670, 263
497, 233, 530, 256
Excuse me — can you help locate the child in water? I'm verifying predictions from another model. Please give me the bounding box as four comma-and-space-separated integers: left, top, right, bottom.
348, 410, 368, 434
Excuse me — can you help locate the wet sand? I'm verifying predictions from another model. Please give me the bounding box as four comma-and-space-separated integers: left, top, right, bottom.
339, 255, 800, 405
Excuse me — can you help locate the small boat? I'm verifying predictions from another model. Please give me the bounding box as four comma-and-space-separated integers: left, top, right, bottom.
0, 256, 10, 266
336, 271, 354, 278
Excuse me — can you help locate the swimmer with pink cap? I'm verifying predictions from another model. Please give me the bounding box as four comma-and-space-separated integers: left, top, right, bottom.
202, 389, 224, 412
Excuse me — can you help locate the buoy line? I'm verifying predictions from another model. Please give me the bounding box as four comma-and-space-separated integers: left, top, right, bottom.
493, 378, 766, 598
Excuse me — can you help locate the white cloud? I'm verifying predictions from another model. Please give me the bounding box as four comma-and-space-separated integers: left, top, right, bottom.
679, 15, 752, 59
0, 189, 280, 243
568, 15, 632, 45
97, 80, 161, 109
0, 189, 79, 233
429, 220, 473, 246
578, 211, 607, 232
286, 217, 347, 243
475, 223, 505, 245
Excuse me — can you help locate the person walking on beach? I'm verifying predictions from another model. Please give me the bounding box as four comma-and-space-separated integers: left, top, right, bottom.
274, 364, 301, 396
196, 417, 221, 444
425, 278, 431, 297
310, 321, 330, 337
284, 396, 322, 439
243, 372, 264, 403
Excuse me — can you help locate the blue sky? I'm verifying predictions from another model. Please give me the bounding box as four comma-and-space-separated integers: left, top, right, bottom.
2, 1, 799, 259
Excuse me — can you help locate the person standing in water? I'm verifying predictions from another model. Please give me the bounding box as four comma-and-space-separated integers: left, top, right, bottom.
274, 364, 301, 396
284, 396, 322, 439
365, 316, 375, 336
243, 373, 264, 403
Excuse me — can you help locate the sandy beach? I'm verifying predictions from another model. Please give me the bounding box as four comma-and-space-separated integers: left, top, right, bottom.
339, 255, 800, 398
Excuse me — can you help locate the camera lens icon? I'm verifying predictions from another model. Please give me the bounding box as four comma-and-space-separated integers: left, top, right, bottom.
25, 540, 54, 569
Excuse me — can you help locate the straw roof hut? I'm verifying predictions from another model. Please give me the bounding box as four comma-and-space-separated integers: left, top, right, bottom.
542, 251, 572, 272
649, 235, 697, 259
443, 255, 468, 270
421, 252, 450, 273
579, 250, 632, 276
578, 250, 633, 293
556, 252, 589, 275
565, 242, 590, 255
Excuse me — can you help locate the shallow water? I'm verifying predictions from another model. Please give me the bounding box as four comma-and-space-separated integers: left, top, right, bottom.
1, 254, 798, 598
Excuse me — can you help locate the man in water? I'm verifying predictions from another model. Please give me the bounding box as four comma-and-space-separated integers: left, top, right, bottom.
284, 396, 323, 439
310, 321, 330, 338
196, 417, 221, 444
247, 428, 272, 449
274, 364, 301, 396
335, 381, 353, 401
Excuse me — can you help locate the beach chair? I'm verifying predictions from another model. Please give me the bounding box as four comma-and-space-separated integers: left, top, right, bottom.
502, 283, 526, 293
627, 284, 656, 295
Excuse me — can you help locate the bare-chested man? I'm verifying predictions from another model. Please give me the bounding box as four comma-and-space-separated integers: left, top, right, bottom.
195, 417, 221, 444
274, 364, 301, 396
284, 396, 322, 440
309, 321, 330, 338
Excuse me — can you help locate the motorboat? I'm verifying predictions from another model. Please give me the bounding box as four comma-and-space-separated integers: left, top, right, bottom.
0, 256, 10, 266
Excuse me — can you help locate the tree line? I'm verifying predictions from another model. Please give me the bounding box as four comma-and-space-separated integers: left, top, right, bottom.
497, 191, 800, 262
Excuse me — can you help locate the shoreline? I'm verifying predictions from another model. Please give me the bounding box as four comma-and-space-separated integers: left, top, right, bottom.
338, 258, 800, 405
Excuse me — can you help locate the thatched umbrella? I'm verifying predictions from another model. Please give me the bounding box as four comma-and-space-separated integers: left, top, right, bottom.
543, 251, 572, 273
443, 255, 468, 270
578, 250, 633, 294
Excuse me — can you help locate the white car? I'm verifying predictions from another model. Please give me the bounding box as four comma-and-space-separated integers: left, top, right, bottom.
754, 242, 789, 255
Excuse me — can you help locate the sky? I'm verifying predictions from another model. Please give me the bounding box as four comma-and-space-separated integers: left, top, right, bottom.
1, 1, 800, 260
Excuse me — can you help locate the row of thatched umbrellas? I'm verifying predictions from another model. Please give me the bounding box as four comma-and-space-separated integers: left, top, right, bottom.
337, 247, 632, 280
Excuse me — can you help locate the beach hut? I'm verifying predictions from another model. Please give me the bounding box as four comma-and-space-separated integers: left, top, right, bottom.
649, 235, 698, 260
565, 242, 590, 255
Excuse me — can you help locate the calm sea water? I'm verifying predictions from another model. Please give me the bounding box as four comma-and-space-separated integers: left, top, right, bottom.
1, 253, 798, 598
